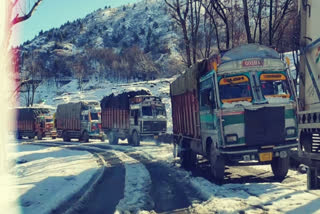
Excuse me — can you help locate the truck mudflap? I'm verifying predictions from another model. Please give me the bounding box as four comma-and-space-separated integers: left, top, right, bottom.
220, 141, 298, 162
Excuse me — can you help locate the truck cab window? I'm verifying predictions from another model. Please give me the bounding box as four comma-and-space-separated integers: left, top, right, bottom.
142, 106, 152, 116
260, 73, 290, 98
200, 88, 215, 109
155, 106, 166, 116
219, 75, 252, 103
90, 112, 99, 120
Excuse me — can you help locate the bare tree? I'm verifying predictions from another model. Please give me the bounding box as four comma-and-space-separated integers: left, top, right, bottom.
10, 0, 43, 25
164, 0, 192, 67
20, 53, 44, 106
242, 0, 253, 43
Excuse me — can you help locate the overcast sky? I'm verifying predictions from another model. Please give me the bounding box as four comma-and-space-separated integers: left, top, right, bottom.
11, 0, 140, 46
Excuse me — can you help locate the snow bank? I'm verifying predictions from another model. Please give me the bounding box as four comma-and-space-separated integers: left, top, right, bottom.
9, 144, 99, 214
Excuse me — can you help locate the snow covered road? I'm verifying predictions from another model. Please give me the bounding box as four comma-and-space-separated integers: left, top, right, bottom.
8, 143, 101, 214
11, 139, 320, 214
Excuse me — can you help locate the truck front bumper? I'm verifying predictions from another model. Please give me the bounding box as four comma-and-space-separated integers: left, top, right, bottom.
89, 133, 105, 139
220, 140, 298, 162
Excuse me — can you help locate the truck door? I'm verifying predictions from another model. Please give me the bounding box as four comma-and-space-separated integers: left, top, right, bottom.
199, 77, 218, 153
81, 113, 89, 131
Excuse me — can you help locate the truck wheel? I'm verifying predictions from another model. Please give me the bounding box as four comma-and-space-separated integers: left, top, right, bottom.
16, 133, 22, 140
28, 136, 35, 139
51, 136, 56, 139
180, 139, 196, 169
271, 156, 289, 180
37, 132, 43, 140
132, 131, 140, 146
307, 167, 319, 190
108, 132, 118, 145
127, 136, 133, 145
300, 132, 312, 153
81, 131, 89, 143
181, 150, 197, 169
210, 145, 225, 182
100, 135, 105, 142
62, 132, 70, 142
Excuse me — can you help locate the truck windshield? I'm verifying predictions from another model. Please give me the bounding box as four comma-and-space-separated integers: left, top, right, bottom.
219, 75, 252, 103
260, 73, 290, 98
142, 106, 152, 116
155, 106, 166, 116
45, 118, 53, 123
90, 112, 99, 120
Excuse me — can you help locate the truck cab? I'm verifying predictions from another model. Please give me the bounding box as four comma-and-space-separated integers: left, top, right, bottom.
87, 104, 105, 141
129, 95, 167, 143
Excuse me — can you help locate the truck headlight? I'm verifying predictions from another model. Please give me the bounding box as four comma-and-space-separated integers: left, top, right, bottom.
225, 134, 238, 143
286, 127, 296, 137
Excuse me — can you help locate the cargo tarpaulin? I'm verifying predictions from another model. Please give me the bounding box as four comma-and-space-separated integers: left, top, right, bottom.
56, 102, 89, 130
100, 90, 150, 110
16, 107, 49, 121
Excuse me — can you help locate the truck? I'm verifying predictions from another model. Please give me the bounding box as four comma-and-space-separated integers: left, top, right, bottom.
100, 90, 167, 146
55, 101, 105, 142
298, 0, 320, 189
15, 107, 55, 140
170, 44, 298, 181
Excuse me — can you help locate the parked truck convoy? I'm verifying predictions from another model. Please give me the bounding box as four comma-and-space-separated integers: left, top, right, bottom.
56, 101, 105, 142
100, 90, 167, 146
298, 0, 320, 189
171, 44, 298, 181
15, 107, 55, 140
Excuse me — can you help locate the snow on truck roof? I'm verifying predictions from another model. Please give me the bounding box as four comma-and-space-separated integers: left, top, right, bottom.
217, 44, 286, 74
221, 44, 281, 64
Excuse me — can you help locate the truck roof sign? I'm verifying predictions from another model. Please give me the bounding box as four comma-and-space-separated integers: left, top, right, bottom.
242, 59, 264, 67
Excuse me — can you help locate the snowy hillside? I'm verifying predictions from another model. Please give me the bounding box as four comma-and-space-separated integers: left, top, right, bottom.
17, 0, 184, 81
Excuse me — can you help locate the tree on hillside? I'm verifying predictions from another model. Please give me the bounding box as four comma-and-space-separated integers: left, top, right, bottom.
19, 52, 44, 106
164, 0, 192, 67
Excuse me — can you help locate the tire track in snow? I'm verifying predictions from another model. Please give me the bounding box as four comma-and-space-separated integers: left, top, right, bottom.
111, 150, 153, 213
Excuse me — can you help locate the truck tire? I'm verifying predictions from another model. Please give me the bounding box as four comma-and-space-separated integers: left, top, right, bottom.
81, 131, 89, 143
62, 132, 70, 142
127, 136, 133, 145
132, 131, 140, 146
16, 133, 22, 140
37, 132, 43, 140
28, 135, 35, 139
271, 156, 289, 180
100, 135, 105, 142
180, 139, 196, 169
108, 132, 118, 145
300, 132, 312, 153
307, 167, 319, 190
210, 145, 225, 182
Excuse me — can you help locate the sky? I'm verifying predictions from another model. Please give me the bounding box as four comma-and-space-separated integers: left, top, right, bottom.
11, 0, 140, 46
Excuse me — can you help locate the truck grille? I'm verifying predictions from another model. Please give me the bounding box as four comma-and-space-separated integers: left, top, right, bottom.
143, 121, 166, 132
245, 106, 285, 146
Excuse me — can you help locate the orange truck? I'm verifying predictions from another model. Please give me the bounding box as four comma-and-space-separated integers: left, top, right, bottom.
15, 107, 55, 140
